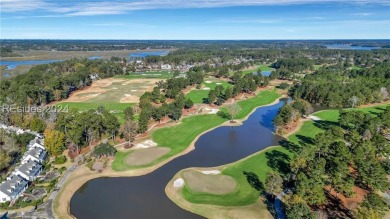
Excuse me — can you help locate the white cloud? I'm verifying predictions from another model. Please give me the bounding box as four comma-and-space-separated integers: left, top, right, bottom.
352, 12, 372, 16
1, 0, 389, 16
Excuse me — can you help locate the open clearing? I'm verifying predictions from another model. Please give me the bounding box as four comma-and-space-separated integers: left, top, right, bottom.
182, 170, 237, 195
60, 77, 159, 104
125, 147, 171, 166
114, 71, 173, 79
56, 77, 158, 113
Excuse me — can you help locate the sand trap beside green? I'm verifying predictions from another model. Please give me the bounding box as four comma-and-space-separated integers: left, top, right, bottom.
183, 170, 237, 195
125, 147, 171, 166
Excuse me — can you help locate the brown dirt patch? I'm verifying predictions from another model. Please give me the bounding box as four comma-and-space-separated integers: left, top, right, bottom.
182, 170, 237, 195
125, 147, 170, 166
325, 186, 368, 210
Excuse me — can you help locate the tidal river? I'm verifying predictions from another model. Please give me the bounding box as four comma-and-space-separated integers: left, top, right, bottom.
70, 99, 287, 219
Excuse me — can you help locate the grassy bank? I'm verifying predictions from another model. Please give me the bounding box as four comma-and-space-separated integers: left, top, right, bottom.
235, 90, 281, 119
112, 114, 226, 171
112, 90, 281, 171
179, 103, 389, 206
182, 146, 292, 206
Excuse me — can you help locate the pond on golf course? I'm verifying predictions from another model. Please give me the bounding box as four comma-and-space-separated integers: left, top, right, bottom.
70, 99, 288, 219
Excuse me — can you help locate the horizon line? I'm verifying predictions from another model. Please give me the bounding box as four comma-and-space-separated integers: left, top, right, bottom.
1, 38, 390, 41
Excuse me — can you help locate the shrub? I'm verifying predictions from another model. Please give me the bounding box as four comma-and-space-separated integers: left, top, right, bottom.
278, 82, 290, 89
54, 155, 67, 164
93, 143, 117, 158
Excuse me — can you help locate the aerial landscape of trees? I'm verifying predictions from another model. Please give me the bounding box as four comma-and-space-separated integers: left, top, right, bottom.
0, 40, 389, 217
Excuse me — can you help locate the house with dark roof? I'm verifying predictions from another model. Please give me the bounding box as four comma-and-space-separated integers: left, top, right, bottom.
0, 175, 28, 203
22, 146, 47, 164
12, 160, 43, 182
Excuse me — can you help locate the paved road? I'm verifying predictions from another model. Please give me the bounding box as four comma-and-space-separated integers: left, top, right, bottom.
275, 191, 286, 219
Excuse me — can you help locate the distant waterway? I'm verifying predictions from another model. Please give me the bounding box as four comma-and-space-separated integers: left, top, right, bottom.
71, 99, 288, 219
0, 59, 63, 70
253, 71, 272, 76
129, 50, 170, 59
326, 44, 380, 50
88, 56, 102, 60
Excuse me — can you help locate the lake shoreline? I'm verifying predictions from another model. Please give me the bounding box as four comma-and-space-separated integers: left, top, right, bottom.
54, 95, 285, 219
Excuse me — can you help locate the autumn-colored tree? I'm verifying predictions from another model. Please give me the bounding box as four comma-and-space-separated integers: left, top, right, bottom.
44, 129, 65, 156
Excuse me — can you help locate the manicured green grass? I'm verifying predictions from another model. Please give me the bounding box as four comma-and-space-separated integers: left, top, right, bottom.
185, 90, 210, 104
204, 80, 231, 89
112, 114, 226, 171
112, 90, 281, 171
56, 102, 134, 112
114, 71, 173, 79
185, 79, 231, 104
180, 103, 389, 206
182, 146, 292, 206
242, 65, 274, 75
235, 90, 281, 119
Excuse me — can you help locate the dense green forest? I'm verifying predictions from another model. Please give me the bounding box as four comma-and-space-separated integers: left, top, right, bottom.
289, 63, 390, 107
283, 108, 390, 218
0, 58, 124, 105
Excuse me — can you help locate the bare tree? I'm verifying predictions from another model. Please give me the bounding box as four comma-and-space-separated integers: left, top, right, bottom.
349, 96, 359, 108
228, 102, 241, 122
316, 210, 328, 219
120, 120, 138, 147
380, 87, 389, 100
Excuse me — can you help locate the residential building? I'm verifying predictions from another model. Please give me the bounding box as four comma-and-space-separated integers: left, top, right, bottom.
161, 64, 172, 70
0, 175, 28, 203
12, 161, 43, 182
22, 146, 46, 164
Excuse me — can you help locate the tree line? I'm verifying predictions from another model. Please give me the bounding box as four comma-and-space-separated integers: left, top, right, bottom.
283, 108, 390, 218
289, 63, 390, 107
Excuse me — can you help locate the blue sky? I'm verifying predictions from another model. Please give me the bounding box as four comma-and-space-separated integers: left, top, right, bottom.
1, 0, 389, 39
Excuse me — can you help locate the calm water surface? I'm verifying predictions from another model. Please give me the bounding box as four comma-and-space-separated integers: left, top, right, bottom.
129, 51, 170, 58
325, 44, 380, 50
71, 99, 287, 219
0, 60, 63, 70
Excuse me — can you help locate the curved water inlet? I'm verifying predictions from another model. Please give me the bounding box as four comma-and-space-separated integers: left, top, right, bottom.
70, 99, 288, 219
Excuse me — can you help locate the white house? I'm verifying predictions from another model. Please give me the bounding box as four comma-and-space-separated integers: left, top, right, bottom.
161, 64, 172, 70
22, 146, 47, 164
12, 160, 43, 182
27, 138, 45, 150
0, 175, 28, 203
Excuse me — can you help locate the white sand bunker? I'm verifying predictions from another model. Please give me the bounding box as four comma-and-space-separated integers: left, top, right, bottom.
131, 90, 138, 92
135, 139, 158, 148
216, 82, 222, 85
201, 170, 221, 175
208, 109, 219, 114
204, 81, 212, 84
202, 87, 211, 90
124, 94, 131, 97
308, 115, 321, 121
173, 178, 185, 188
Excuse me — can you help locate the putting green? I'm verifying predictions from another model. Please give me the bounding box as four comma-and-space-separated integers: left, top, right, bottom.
182, 170, 237, 195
